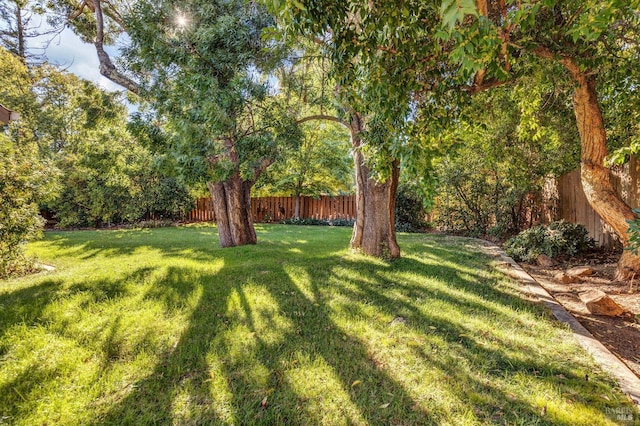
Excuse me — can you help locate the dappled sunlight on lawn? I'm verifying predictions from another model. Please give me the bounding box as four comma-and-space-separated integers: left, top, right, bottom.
225, 284, 294, 346
285, 354, 367, 424
283, 264, 316, 303
0, 225, 633, 425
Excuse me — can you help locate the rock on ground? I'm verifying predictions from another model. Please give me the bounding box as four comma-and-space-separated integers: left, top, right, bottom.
554, 272, 580, 284
579, 289, 628, 317
567, 266, 595, 277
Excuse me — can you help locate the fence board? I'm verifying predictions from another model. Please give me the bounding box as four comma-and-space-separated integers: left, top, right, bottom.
551, 160, 640, 248
188, 195, 356, 224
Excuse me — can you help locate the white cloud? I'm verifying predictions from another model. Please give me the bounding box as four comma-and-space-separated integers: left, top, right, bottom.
39, 28, 138, 113
44, 28, 124, 93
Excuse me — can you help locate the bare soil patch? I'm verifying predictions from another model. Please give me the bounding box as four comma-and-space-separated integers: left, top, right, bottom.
520, 250, 640, 378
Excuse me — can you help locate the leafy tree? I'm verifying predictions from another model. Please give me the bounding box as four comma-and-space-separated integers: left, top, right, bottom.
0, 48, 57, 277
0, 132, 56, 278
56, 0, 305, 247
430, 77, 580, 237
52, 0, 403, 256
0, 45, 192, 229
123, 0, 303, 246
35, 69, 193, 227
439, 0, 640, 278
254, 121, 353, 218
272, 0, 640, 272
0, 0, 58, 63
267, 3, 422, 258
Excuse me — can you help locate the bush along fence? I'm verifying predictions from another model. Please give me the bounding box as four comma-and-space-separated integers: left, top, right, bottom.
187, 195, 356, 223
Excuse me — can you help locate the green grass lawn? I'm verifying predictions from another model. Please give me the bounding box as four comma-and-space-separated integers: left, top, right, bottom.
0, 224, 636, 425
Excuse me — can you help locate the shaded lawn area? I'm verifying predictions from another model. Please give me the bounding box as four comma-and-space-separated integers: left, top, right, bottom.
0, 224, 636, 425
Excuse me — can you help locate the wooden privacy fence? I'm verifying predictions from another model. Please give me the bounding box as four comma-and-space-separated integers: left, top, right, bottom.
189, 197, 216, 221
187, 195, 356, 223
547, 156, 640, 247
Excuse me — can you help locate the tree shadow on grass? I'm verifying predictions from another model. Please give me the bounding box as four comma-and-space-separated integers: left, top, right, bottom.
0, 279, 65, 337
93, 261, 432, 425
312, 255, 625, 424
92, 242, 628, 425
0, 267, 170, 422
2, 231, 632, 425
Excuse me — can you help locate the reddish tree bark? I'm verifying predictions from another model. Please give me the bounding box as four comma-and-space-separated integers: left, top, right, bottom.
533, 52, 640, 278
207, 174, 257, 247
348, 114, 401, 259
571, 75, 639, 279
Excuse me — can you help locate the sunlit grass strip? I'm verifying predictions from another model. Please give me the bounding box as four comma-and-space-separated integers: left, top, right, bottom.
0, 225, 634, 425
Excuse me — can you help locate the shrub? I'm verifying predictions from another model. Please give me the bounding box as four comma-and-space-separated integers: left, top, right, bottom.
279, 217, 355, 227
395, 185, 428, 232
280, 217, 326, 226
504, 221, 595, 262
133, 220, 177, 229
328, 218, 355, 227
626, 208, 640, 255
52, 169, 194, 228
395, 221, 418, 233
0, 134, 56, 278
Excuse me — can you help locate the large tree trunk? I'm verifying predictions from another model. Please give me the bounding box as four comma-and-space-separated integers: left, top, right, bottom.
572, 74, 639, 279
207, 173, 257, 248
294, 193, 301, 219
348, 114, 401, 259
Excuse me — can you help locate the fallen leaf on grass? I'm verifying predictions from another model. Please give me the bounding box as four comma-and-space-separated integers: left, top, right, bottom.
351, 380, 361, 387
379, 402, 390, 409
260, 396, 268, 408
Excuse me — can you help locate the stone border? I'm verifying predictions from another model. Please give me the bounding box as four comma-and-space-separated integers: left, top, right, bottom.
483, 243, 640, 406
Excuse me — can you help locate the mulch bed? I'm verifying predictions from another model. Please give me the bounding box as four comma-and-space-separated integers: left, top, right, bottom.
520, 250, 640, 378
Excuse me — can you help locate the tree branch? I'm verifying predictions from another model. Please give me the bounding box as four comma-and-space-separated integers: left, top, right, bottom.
533, 46, 584, 82
251, 157, 275, 184
91, 0, 140, 94
465, 76, 511, 94
295, 114, 346, 128
69, 0, 94, 20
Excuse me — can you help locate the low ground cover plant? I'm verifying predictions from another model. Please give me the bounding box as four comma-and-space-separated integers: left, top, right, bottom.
504, 221, 596, 262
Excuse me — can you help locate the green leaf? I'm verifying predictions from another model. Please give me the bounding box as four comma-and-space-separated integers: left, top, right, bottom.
292, 0, 307, 11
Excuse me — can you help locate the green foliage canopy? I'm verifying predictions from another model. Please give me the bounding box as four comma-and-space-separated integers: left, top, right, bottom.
122, 0, 303, 187
0, 45, 193, 229
0, 48, 57, 277
254, 122, 353, 197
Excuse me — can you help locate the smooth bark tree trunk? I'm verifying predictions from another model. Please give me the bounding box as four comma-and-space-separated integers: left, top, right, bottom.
348, 114, 401, 259
572, 74, 640, 279
207, 173, 257, 248
294, 193, 301, 219
16, 5, 25, 61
